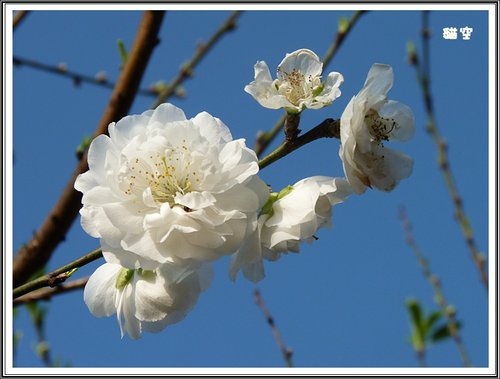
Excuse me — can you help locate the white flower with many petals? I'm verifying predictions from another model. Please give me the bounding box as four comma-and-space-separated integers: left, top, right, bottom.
75, 103, 269, 269
229, 176, 353, 282
339, 63, 415, 194
84, 260, 212, 339
244, 48, 344, 113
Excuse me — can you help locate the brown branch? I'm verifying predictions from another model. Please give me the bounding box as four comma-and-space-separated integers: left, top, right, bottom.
14, 277, 89, 306
152, 10, 241, 108
13, 10, 29, 30
13, 11, 165, 288
254, 289, 293, 367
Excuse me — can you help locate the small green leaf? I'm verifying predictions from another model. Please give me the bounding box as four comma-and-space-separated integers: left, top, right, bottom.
425, 310, 442, 331
338, 17, 349, 34
117, 39, 128, 64
75, 136, 91, 159
405, 298, 424, 335
431, 321, 462, 342
35, 341, 49, 359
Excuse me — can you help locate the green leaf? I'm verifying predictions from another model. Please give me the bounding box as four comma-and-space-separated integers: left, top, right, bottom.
117, 39, 128, 64
338, 17, 349, 34
405, 298, 424, 335
431, 321, 462, 342
425, 310, 443, 331
75, 136, 91, 158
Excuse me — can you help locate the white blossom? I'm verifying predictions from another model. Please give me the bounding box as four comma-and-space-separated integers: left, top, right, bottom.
244, 48, 344, 113
229, 176, 353, 282
75, 103, 269, 269
84, 260, 212, 339
339, 63, 415, 194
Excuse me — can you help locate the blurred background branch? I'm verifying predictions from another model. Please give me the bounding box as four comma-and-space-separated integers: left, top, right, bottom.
13, 10, 29, 30
13, 55, 175, 97
254, 289, 294, 367
407, 11, 488, 291
400, 207, 471, 367
152, 10, 242, 108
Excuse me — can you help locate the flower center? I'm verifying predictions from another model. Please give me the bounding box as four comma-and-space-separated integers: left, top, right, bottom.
276, 67, 320, 106
365, 109, 397, 144
122, 141, 201, 207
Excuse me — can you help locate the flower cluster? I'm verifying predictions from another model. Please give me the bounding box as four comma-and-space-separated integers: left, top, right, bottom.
76, 103, 269, 338
76, 49, 414, 339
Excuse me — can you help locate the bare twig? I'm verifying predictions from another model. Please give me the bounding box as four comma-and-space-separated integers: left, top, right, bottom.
408, 11, 488, 291
14, 277, 89, 306
254, 289, 293, 367
399, 207, 471, 367
13, 248, 102, 299
253, 10, 366, 157
152, 10, 241, 108
13, 55, 165, 97
13, 10, 29, 30
13, 11, 165, 288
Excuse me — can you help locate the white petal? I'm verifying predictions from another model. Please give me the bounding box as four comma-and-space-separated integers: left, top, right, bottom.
361, 63, 394, 101
133, 272, 172, 322
278, 48, 322, 78
149, 103, 187, 125
84, 263, 121, 317
378, 100, 416, 141
314, 71, 344, 104
229, 216, 264, 282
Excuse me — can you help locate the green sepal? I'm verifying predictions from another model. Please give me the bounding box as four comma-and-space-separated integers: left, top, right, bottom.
115, 268, 134, 290
260, 185, 294, 217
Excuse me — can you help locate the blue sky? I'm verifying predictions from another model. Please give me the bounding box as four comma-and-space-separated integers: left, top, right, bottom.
8, 5, 493, 373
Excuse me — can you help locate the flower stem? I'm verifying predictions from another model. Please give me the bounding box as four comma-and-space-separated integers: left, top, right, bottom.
13, 248, 102, 300
284, 113, 301, 142
258, 118, 340, 170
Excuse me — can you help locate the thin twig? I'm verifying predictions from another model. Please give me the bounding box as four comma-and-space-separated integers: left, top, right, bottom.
13, 248, 102, 299
14, 277, 89, 306
13, 55, 165, 97
253, 10, 366, 157
399, 207, 471, 367
409, 11, 488, 291
254, 289, 293, 367
13, 10, 29, 30
258, 118, 340, 170
152, 10, 241, 108
12, 11, 165, 288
